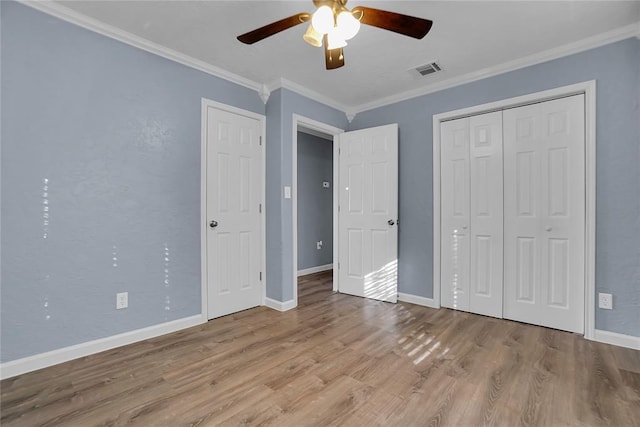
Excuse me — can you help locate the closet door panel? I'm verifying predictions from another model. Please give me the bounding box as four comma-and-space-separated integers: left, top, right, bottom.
503, 95, 585, 333
469, 111, 503, 318
440, 118, 470, 311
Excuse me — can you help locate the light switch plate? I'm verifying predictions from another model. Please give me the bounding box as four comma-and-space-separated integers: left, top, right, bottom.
284, 186, 291, 199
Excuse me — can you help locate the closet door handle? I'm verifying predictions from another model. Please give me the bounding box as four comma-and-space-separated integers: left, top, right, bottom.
387, 219, 395, 226
545, 226, 552, 232
462, 224, 468, 230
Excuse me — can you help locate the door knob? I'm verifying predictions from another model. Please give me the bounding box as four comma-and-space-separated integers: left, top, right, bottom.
462, 224, 468, 230
388, 219, 395, 226
209, 220, 218, 228
545, 226, 552, 232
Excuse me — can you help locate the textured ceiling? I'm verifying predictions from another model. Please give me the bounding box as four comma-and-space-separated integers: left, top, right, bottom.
54, 1, 640, 110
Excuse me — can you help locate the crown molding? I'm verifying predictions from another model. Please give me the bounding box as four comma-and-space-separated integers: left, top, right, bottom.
258, 84, 271, 104
267, 78, 352, 120
17, 2, 639, 120
20, 0, 263, 95
351, 21, 640, 115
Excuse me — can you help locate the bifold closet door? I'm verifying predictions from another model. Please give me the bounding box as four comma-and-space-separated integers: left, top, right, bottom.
440, 112, 503, 317
503, 94, 585, 334
441, 118, 470, 311
468, 112, 503, 318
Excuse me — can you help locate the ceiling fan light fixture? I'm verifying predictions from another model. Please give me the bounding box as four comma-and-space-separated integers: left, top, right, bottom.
327, 28, 347, 50
311, 5, 334, 34
303, 24, 323, 47
336, 10, 360, 40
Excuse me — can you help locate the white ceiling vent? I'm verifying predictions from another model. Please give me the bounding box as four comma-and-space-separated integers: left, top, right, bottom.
409, 61, 442, 78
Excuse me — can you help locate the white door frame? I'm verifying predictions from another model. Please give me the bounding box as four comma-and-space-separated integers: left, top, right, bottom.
292, 114, 344, 306
200, 98, 267, 319
432, 80, 597, 339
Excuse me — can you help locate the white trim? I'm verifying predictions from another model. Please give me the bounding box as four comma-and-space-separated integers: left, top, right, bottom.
200, 99, 209, 319
292, 115, 344, 305
591, 330, 640, 350
200, 98, 266, 321
583, 82, 597, 341
432, 117, 442, 309
297, 263, 333, 277
21, 1, 262, 95
398, 293, 439, 309
264, 297, 297, 312
353, 22, 639, 115
332, 134, 340, 294
298, 126, 334, 142
0, 314, 204, 380
432, 81, 597, 339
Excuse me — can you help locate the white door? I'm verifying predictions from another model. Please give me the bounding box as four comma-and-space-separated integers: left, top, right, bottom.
469, 112, 504, 317
338, 124, 398, 302
503, 94, 585, 333
440, 112, 503, 317
205, 105, 263, 319
440, 118, 470, 311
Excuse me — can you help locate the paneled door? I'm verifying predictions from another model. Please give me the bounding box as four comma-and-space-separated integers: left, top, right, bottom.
338, 124, 398, 302
469, 112, 504, 317
440, 112, 503, 317
205, 105, 263, 319
503, 94, 585, 333
440, 117, 470, 311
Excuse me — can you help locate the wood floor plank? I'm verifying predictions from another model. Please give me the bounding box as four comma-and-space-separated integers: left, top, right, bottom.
2, 270, 639, 426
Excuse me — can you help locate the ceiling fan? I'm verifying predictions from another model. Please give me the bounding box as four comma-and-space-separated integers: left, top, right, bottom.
237, 0, 433, 70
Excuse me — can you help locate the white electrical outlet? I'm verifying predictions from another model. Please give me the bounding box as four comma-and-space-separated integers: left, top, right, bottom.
116, 292, 128, 309
317, 240, 323, 250
598, 292, 613, 310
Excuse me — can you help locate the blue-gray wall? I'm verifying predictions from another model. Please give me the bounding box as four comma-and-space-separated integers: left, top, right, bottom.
349, 38, 640, 337
265, 89, 347, 302
2, 0, 637, 366
0, 2, 264, 362
297, 132, 333, 271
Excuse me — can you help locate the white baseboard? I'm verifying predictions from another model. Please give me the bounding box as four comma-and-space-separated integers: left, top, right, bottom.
297, 263, 333, 277
0, 314, 205, 380
397, 292, 440, 309
264, 297, 297, 312
591, 329, 640, 350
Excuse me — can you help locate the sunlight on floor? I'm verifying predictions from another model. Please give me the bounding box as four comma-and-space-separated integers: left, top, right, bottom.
363, 259, 397, 301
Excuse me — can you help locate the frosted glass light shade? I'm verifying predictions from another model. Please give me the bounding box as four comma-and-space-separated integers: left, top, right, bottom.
311, 6, 334, 35
303, 24, 323, 47
327, 28, 347, 50
336, 11, 360, 40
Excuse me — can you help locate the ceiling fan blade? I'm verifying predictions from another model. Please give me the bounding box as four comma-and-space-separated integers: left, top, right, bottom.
237, 13, 310, 44
324, 35, 345, 70
351, 6, 433, 39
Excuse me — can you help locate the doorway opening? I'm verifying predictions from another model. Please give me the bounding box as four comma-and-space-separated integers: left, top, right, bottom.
296, 128, 333, 277
292, 115, 343, 307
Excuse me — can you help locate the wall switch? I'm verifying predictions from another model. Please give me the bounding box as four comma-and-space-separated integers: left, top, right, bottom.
116, 292, 128, 309
284, 186, 291, 199
598, 292, 613, 310
323, 181, 330, 188
317, 240, 323, 250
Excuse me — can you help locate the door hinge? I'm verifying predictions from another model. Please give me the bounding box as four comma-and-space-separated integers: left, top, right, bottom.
259, 203, 262, 213
338, 262, 340, 269
338, 205, 340, 212
259, 136, 262, 146
259, 272, 262, 281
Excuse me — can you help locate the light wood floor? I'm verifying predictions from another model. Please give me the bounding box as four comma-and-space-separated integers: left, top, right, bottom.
2, 270, 639, 426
